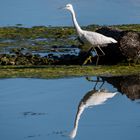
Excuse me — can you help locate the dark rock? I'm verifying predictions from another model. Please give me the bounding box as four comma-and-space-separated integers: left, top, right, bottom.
96, 26, 122, 40
96, 27, 140, 63
119, 31, 140, 62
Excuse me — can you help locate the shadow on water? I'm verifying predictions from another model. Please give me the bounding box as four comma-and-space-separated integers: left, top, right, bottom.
70, 74, 140, 139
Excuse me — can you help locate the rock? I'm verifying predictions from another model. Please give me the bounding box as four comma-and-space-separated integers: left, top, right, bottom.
96, 26, 122, 40
96, 27, 140, 63
119, 31, 140, 62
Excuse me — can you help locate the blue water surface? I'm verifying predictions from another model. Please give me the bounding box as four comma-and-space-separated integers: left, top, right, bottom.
0, 76, 140, 140
0, 0, 140, 27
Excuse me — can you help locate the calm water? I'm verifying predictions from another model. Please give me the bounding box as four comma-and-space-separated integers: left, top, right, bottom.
0, 75, 140, 140
0, 0, 140, 27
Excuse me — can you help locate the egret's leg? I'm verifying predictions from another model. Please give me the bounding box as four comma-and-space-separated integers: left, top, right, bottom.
82, 47, 93, 65
82, 45, 103, 65
93, 77, 99, 90
94, 77, 105, 90
85, 76, 103, 90
83, 56, 92, 65
93, 47, 99, 65
97, 45, 105, 56
99, 81, 105, 89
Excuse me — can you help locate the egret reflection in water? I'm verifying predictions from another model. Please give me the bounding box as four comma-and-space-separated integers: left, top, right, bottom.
69, 75, 140, 139
69, 79, 117, 139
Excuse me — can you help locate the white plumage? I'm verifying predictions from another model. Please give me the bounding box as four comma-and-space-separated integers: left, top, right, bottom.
64, 4, 117, 46
69, 89, 117, 139
63, 4, 117, 64
82, 30, 117, 45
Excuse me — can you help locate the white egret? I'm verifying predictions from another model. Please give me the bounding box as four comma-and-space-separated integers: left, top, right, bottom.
63, 4, 117, 65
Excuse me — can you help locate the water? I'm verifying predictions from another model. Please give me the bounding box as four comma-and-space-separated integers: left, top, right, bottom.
0, 0, 140, 27
0, 75, 140, 140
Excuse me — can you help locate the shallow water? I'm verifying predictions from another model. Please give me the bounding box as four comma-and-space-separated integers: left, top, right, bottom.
0, 0, 140, 26
0, 75, 140, 140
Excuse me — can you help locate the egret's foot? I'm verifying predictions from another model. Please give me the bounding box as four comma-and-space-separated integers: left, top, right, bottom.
83, 56, 92, 65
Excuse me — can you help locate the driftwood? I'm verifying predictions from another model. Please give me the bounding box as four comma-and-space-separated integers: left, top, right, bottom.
96, 27, 140, 63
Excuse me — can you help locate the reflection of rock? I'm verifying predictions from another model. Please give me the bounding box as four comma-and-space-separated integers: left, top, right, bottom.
70, 89, 117, 139
101, 75, 140, 100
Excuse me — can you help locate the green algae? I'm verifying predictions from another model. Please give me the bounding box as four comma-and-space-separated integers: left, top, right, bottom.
0, 64, 139, 79
0, 24, 140, 79
0, 24, 139, 41
0, 24, 139, 53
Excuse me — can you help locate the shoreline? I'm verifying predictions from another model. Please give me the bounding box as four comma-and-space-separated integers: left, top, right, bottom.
0, 65, 139, 79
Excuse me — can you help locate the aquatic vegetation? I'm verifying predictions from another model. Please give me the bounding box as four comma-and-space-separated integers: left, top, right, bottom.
0, 65, 139, 78
0, 26, 75, 40
113, 24, 140, 32
0, 24, 139, 42
87, 24, 140, 32
0, 24, 139, 66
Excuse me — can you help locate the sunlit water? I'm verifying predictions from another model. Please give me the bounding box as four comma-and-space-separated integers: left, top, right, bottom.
0, 0, 140, 27
0, 75, 140, 140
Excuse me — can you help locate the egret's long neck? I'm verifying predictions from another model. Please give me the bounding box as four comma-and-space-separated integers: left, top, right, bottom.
69, 103, 85, 139
70, 8, 82, 34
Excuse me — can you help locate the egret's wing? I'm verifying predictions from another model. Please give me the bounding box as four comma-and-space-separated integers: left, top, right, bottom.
83, 30, 117, 45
